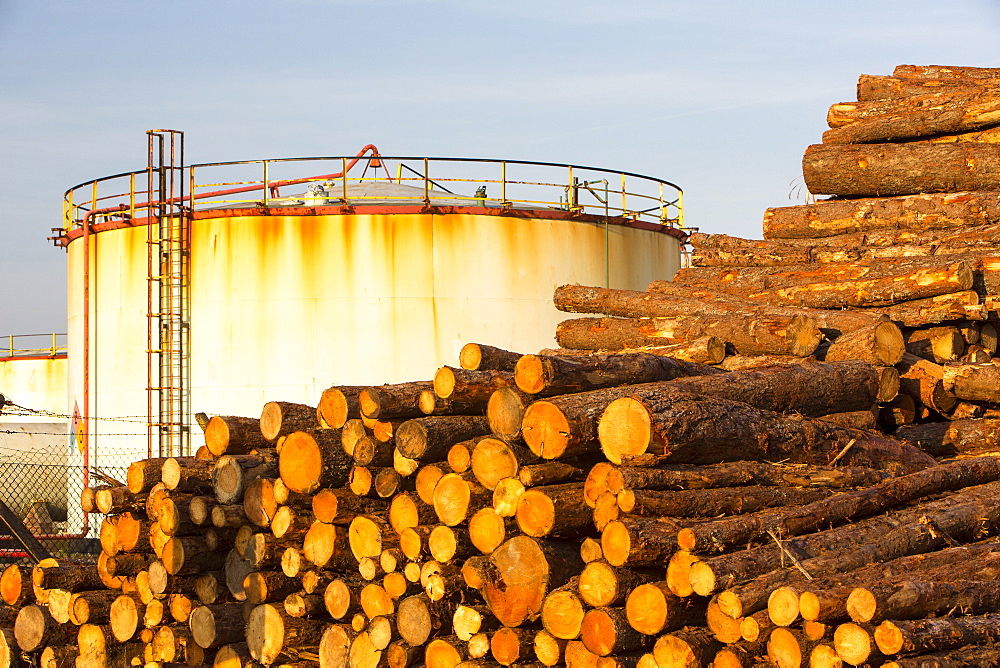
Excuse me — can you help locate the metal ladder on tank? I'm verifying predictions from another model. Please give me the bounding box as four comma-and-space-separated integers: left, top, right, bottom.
146, 129, 191, 459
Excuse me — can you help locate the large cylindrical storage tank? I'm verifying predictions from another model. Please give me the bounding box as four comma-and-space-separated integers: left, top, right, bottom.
61, 150, 684, 469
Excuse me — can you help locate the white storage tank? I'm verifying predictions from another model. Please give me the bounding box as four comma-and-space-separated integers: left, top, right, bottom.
58, 143, 685, 467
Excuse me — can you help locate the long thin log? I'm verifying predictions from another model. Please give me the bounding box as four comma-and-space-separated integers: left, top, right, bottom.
803, 143, 1000, 198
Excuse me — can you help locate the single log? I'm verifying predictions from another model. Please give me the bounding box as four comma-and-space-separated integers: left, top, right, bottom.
803, 143, 1000, 198
278, 429, 351, 494
482, 536, 581, 628
519, 460, 588, 487
857, 72, 1000, 100
741, 609, 775, 642
447, 439, 472, 472
428, 525, 474, 563
865, 291, 987, 327
1, 566, 32, 607
188, 603, 246, 649
70, 590, 118, 625
556, 313, 822, 357
624, 581, 707, 636
243, 570, 300, 605
433, 366, 513, 403
212, 451, 279, 505
897, 353, 957, 415
823, 87, 1000, 143
899, 419, 1000, 456
904, 326, 965, 364
533, 629, 568, 666
599, 461, 888, 499
260, 401, 317, 441
94, 486, 144, 514
943, 362, 1000, 402
459, 343, 523, 371
127, 457, 171, 494
769, 627, 823, 668
597, 388, 934, 471
470, 437, 536, 490
158, 496, 201, 536
14, 604, 73, 651
163, 536, 226, 576
395, 416, 491, 461
205, 415, 269, 457
848, 579, 1000, 624
764, 191, 1000, 240
601, 517, 687, 568
644, 281, 884, 337
514, 348, 721, 397
618, 485, 833, 519
360, 381, 434, 420
469, 507, 514, 554
302, 521, 351, 569
490, 626, 534, 665
652, 628, 721, 668
32, 560, 104, 592
516, 482, 593, 538
419, 390, 484, 417
341, 419, 368, 458
246, 603, 326, 665
312, 486, 388, 525
433, 473, 492, 527
540, 578, 586, 640
324, 577, 363, 620
825, 321, 906, 365
815, 409, 878, 430
388, 492, 436, 534
875, 614, 1000, 657
317, 386, 365, 429
396, 593, 454, 647
486, 386, 532, 442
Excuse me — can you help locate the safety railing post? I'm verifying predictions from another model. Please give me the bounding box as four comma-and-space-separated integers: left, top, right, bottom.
424, 158, 430, 203
129, 173, 136, 221
52, 333, 57, 356
621, 173, 627, 215
263, 161, 269, 206
501, 161, 506, 205
342, 158, 348, 201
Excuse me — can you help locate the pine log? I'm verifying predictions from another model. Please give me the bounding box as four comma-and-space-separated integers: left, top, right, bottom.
188, 603, 246, 649
556, 313, 822, 357
14, 604, 73, 651
824, 321, 906, 365
486, 386, 532, 442
360, 381, 434, 420
580, 606, 654, 656
278, 429, 351, 494
769, 627, 823, 668
815, 409, 878, 430
260, 401, 317, 441
857, 72, 1000, 100
518, 460, 588, 487
652, 628, 720, 668
823, 87, 1000, 143
302, 521, 351, 569
32, 560, 103, 592
94, 486, 144, 515
596, 461, 888, 499
433, 366, 513, 404
596, 388, 934, 471
764, 191, 1000, 240
540, 578, 586, 640
70, 590, 118, 625
848, 579, 1000, 624
458, 343, 523, 371
644, 281, 884, 337
395, 416, 491, 461
246, 603, 326, 665
127, 457, 171, 494
312, 487, 388, 525
618, 485, 833, 519
875, 614, 1000, 657
865, 291, 987, 326
396, 593, 454, 647
211, 451, 278, 505
515, 482, 593, 538
577, 561, 660, 609
803, 143, 1000, 197
468, 507, 514, 554
533, 629, 568, 666
514, 348, 721, 397
481, 536, 580, 628
600, 517, 687, 568
433, 473, 492, 527
470, 437, 536, 490
623, 581, 706, 636
317, 386, 365, 429
243, 570, 299, 605
899, 419, 1000, 456
943, 362, 1000, 402
204, 416, 269, 457
419, 390, 484, 417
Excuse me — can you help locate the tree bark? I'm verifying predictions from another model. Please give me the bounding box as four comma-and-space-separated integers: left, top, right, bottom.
259, 401, 317, 441
824, 321, 906, 365
763, 191, 1000, 240
278, 429, 351, 494
433, 366, 513, 403
864, 290, 986, 326
317, 386, 365, 429
395, 416, 491, 461
360, 381, 434, 420
803, 143, 1000, 197
556, 313, 822, 357
943, 362, 1000, 402
481, 536, 580, 628
212, 451, 278, 505
875, 614, 1000, 657
204, 416, 268, 457
597, 388, 933, 472
514, 348, 721, 397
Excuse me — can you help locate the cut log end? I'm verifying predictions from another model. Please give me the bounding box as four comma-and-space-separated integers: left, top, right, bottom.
522, 401, 572, 459
598, 398, 652, 465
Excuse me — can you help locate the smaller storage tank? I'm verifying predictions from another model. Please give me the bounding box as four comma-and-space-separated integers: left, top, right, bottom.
56, 142, 685, 469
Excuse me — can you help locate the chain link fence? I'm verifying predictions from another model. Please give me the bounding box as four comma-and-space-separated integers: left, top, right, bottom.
0, 443, 128, 567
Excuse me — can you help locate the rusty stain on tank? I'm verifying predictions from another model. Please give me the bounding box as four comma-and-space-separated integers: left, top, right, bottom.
67, 207, 680, 460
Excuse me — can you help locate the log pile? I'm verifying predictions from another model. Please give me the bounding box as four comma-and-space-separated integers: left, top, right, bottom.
4, 64, 1000, 668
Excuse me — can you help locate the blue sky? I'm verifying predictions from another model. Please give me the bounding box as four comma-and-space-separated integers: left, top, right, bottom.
2, 0, 999, 334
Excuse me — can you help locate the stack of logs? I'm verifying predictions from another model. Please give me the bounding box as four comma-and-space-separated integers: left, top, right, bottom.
4, 63, 1000, 668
